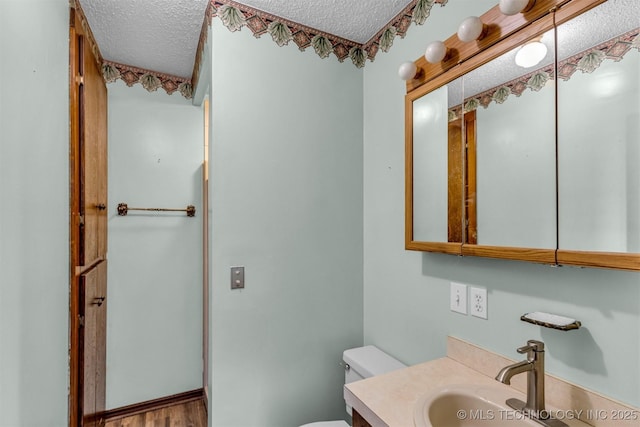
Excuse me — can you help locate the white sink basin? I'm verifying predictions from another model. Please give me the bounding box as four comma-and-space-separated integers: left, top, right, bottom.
414, 384, 539, 427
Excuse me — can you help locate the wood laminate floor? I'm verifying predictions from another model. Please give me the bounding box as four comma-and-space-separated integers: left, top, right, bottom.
105, 399, 207, 427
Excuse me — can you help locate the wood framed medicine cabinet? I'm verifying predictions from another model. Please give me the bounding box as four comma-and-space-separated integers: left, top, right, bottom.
405, 0, 640, 271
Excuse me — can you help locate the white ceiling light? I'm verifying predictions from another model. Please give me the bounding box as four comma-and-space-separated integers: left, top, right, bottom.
424, 41, 448, 64
457, 16, 485, 42
515, 41, 548, 68
499, 0, 536, 16
396, 0, 544, 78
398, 61, 418, 80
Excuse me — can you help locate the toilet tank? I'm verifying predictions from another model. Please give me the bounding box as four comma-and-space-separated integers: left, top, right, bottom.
343, 345, 406, 384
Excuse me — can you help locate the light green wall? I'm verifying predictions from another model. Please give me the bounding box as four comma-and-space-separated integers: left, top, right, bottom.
0, 0, 70, 425
208, 21, 364, 426
107, 81, 204, 408
363, 0, 639, 408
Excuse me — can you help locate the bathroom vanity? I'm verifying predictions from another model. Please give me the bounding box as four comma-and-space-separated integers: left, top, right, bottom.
344, 337, 639, 427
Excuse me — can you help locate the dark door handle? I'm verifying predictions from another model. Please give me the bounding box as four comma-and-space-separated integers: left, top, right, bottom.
92, 296, 106, 306
96, 203, 106, 210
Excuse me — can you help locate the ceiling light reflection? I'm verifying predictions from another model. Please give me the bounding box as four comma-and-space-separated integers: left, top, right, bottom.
515, 41, 548, 68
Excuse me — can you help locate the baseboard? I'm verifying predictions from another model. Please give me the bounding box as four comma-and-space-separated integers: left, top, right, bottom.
102, 388, 205, 421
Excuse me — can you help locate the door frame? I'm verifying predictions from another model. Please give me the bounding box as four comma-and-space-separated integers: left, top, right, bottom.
69, 3, 108, 425
69, 7, 82, 425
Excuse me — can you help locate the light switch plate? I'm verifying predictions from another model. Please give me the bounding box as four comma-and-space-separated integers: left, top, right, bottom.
231, 266, 244, 289
470, 287, 488, 319
450, 282, 468, 315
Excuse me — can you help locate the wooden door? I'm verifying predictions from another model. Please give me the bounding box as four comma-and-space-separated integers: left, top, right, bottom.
80, 262, 107, 427
78, 18, 108, 267
70, 6, 108, 426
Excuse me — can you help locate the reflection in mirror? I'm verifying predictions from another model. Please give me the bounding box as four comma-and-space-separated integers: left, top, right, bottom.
461, 31, 557, 249
412, 78, 463, 243
558, 0, 640, 253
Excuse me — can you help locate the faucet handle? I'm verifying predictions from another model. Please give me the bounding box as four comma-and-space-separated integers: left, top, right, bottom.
517, 340, 545, 355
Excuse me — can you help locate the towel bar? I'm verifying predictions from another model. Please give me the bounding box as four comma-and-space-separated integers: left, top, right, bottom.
117, 203, 196, 217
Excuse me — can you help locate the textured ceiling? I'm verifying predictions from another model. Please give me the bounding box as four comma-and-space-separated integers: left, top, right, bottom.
79, 0, 636, 85
459, 0, 638, 100
80, 0, 210, 78
79, 0, 414, 79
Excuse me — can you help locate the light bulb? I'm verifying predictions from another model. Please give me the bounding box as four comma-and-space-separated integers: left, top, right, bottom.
515, 41, 547, 68
499, 0, 534, 16
457, 16, 484, 42
424, 41, 447, 64
398, 61, 418, 80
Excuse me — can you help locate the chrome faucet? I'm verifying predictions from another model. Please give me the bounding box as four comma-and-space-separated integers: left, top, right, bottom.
496, 340, 567, 427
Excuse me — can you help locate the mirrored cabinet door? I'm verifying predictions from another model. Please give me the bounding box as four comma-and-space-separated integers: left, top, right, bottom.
461, 30, 557, 258
408, 77, 464, 253
405, 0, 640, 270
557, 0, 640, 269
412, 85, 451, 243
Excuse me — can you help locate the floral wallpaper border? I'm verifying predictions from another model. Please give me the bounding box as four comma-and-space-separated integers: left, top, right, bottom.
78, 0, 450, 97
72, 0, 194, 98
191, 1, 214, 93
73, 0, 639, 102
204, 0, 448, 68
102, 61, 194, 99
449, 29, 640, 120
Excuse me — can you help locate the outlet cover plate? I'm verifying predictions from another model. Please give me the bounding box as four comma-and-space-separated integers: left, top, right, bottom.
470, 287, 488, 319
450, 282, 468, 315
231, 266, 245, 289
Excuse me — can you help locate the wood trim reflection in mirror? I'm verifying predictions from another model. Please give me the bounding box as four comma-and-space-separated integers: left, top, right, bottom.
447, 110, 477, 245
463, 111, 477, 245
447, 114, 463, 243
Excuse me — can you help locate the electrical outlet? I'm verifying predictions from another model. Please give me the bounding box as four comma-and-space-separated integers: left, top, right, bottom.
469, 287, 487, 319
231, 266, 245, 289
450, 282, 468, 315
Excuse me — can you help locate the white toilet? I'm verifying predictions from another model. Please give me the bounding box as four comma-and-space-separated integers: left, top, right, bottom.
300, 345, 407, 427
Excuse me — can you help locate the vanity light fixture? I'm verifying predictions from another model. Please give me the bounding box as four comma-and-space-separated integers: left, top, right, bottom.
499, 0, 536, 16
398, 61, 418, 80
457, 16, 486, 42
515, 41, 547, 67
424, 41, 448, 64
397, 0, 536, 77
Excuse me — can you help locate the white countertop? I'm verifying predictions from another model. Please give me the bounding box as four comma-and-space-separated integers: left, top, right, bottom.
344, 357, 590, 427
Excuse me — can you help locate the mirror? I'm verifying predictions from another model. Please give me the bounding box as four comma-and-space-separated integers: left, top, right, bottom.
405, 0, 640, 269
462, 31, 557, 249
411, 77, 464, 250
557, 0, 640, 255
